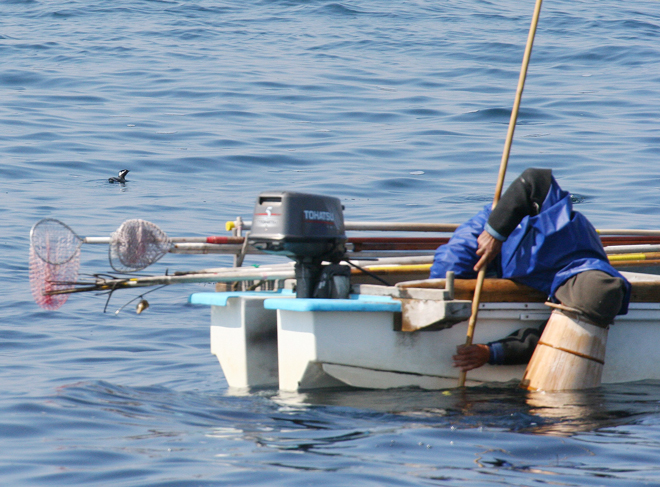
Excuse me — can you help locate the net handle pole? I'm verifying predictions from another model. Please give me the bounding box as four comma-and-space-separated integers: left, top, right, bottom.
84, 237, 111, 244
458, 0, 544, 388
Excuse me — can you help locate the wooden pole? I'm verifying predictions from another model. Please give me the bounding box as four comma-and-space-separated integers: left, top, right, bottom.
227, 220, 461, 233
458, 0, 544, 387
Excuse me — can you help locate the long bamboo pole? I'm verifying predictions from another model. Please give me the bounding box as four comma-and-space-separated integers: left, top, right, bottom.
226, 220, 460, 233
77, 224, 660, 247
457, 0, 544, 387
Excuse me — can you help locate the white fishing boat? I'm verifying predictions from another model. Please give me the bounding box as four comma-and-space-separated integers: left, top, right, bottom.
189, 268, 660, 392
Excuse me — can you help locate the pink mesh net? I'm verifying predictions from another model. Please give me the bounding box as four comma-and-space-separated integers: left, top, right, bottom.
29, 245, 80, 310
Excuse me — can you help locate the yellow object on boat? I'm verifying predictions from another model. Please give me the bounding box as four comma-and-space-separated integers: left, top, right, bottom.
609, 253, 647, 262
358, 264, 432, 274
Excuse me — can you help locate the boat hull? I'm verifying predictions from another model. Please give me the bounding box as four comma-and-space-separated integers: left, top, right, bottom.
190, 273, 660, 391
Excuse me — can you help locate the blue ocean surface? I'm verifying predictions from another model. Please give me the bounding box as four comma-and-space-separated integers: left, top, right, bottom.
2, 0, 660, 485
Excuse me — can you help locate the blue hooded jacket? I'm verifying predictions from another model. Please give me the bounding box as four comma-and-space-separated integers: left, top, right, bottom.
429, 177, 631, 315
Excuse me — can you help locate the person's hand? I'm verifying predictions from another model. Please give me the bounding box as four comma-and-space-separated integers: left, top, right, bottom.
473, 230, 503, 272
452, 344, 490, 372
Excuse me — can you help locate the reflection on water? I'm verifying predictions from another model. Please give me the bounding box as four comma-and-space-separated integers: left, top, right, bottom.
525, 384, 659, 437
525, 390, 613, 436
272, 380, 660, 438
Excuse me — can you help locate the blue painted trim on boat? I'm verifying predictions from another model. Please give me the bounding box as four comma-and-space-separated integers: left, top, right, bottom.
264, 295, 401, 313
189, 289, 294, 307
189, 290, 400, 312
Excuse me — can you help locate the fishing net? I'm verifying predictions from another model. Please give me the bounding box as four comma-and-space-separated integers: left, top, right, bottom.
109, 219, 171, 272
30, 218, 83, 265
29, 219, 83, 310
29, 244, 79, 310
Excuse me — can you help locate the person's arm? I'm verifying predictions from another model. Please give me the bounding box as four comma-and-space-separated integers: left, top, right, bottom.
473, 168, 553, 272
458, 169, 556, 366
490, 326, 543, 365
452, 326, 544, 371
430, 207, 489, 279
487, 168, 552, 240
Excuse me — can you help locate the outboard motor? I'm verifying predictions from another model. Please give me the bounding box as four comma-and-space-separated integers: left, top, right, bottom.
248, 191, 350, 298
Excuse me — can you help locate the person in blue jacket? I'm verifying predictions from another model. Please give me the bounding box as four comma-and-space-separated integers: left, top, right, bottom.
428, 168, 631, 372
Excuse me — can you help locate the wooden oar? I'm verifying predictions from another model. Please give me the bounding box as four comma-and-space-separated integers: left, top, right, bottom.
347, 237, 660, 252
170, 237, 453, 254
598, 229, 660, 236
226, 220, 460, 233
601, 237, 660, 246
458, 0, 544, 388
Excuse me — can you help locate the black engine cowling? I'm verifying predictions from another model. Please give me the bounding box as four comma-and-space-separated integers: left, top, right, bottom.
248, 191, 349, 298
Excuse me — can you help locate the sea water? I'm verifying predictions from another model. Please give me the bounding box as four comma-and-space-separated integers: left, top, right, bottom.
2, 0, 660, 485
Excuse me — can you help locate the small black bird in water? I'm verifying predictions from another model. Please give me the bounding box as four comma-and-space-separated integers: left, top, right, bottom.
109, 169, 130, 183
